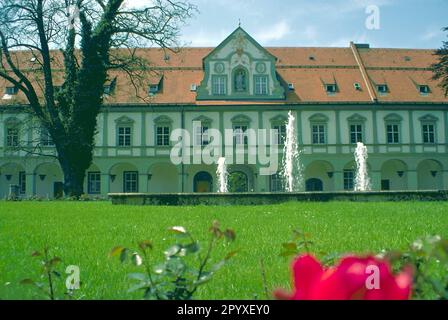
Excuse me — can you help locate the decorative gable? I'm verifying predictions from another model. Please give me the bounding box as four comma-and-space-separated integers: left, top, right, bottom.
196, 27, 285, 101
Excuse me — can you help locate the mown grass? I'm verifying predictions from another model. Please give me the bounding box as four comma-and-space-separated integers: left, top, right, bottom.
0, 201, 447, 300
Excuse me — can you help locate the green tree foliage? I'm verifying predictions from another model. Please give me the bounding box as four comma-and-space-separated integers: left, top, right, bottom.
433, 27, 448, 96
0, 0, 196, 197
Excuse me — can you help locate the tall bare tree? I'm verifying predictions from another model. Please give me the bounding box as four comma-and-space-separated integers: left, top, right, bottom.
0, 0, 196, 197
433, 27, 448, 96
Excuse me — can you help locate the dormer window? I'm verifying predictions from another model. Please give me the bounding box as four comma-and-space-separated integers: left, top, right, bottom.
103, 78, 117, 95
5, 86, 18, 95
377, 85, 388, 95
149, 84, 159, 95
419, 85, 430, 95
104, 85, 112, 95
325, 84, 337, 94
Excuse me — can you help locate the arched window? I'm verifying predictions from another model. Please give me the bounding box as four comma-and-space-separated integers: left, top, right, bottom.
228, 171, 248, 192
234, 68, 248, 93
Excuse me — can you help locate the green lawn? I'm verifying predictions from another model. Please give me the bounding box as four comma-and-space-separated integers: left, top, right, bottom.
0, 201, 447, 300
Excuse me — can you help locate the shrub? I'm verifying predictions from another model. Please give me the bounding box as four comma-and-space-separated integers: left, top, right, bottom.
111, 221, 237, 300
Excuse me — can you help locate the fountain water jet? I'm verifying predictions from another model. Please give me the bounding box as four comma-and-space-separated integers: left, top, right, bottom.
216, 157, 228, 193
281, 111, 304, 192
354, 142, 371, 192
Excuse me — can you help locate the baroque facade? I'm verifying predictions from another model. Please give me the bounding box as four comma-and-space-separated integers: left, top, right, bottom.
1, 27, 448, 198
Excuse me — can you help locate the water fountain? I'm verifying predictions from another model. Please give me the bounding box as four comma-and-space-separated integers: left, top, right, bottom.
281, 111, 304, 192
216, 157, 228, 193
354, 142, 371, 192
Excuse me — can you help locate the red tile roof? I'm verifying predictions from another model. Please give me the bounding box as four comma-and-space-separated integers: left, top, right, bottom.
1, 45, 447, 106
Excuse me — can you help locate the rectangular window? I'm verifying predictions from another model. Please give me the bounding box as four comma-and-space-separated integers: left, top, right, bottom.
156, 126, 170, 146
350, 124, 363, 144
41, 127, 54, 147
149, 85, 159, 94
387, 124, 400, 144
271, 174, 285, 192
377, 85, 388, 94
273, 125, 286, 145
212, 76, 226, 95
344, 170, 354, 191
88, 172, 101, 195
104, 85, 113, 95
123, 171, 138, 193
326, 84, 337, 94
234, 125, 248, 145
5, 86, 18, 95
6, 128, 19, 147
312, 124, 326, 144
381, 180, 391, 191
422, 124, 435, 144
419, 85, 429, 95
255, 76, 268, 95
195, 125, 209, 146
118, 127, 132, 147
19, 171, 26, 195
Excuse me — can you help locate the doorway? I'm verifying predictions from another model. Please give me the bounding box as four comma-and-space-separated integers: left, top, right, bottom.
194, 172, 213, 193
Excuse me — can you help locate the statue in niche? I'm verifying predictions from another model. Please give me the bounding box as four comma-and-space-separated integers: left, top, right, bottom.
234, 69, 247, 92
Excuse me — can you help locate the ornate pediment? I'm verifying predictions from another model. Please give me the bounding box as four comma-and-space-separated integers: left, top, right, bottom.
154, 115, 173, 124
231, 114, 252, 124
347, 113, 367, 123
193, 115, 213, 124
196, 27, 285, 101
309, 113, 329, 123
419, 114, 438, 122
115, 116, 134, 124
384, 113, 403, 122
270, 115, 288, 124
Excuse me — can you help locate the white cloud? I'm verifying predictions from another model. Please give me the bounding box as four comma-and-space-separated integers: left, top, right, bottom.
181, 28, 231, 47
255, 21, 292, 44
421, 27, 444, 41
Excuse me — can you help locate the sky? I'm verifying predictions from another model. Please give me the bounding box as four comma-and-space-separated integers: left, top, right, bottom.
170, 0, 448, 49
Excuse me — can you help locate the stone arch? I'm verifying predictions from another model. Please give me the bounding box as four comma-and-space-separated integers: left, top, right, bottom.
34, 163, 63, 198
380, 160, 408, 191
148, 163, 179, 193
304, 161, 335, 192
109, 163, 139, 193
417, 159, 443, 190
193, 171, 213, 193
0, 162, 26, 198
228, 165, 254, 192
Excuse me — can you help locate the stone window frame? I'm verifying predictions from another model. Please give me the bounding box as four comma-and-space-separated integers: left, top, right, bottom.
419, 114, 438, 145
309, 113, 329, 145
231, 114, 252, 146
211, 75, 227, 96
193, 115, 213, 146
4, 117, 21, 148
384, 113, 403, 145
40, 126, 55, 147
87, 171, 101, 195
154, 115, 173, 147
270, 115, 287, 146
5, 86, 18, 95
123, 171, 139, 193
254, 75, 269, 96
270, 173, 285, 192
115, 116, 135, 147
347, 114, 367, 144
343, 169, 355, 190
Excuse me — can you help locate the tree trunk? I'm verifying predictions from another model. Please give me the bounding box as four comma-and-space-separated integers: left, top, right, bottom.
58, 149, 89, 198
